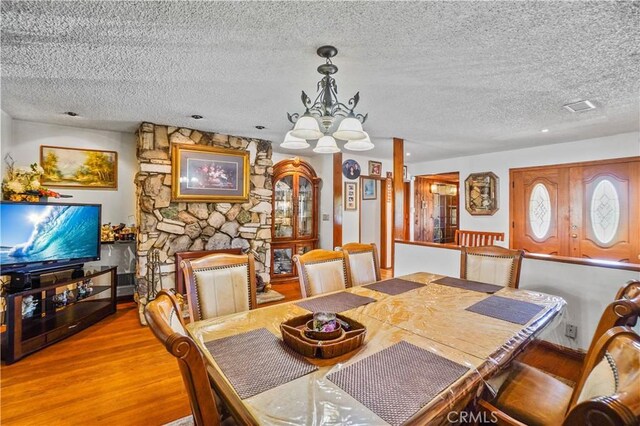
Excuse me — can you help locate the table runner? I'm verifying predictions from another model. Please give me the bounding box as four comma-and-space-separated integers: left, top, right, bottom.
327, 341, 470, 426
295, 291, 376, 313
432, 276, 503, 294
204, 328, 317, 399
364, 278, 425, 295
466, 295, 545, 325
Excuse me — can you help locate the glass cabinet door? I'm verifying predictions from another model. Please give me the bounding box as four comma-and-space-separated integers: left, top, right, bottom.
273, 247, 293, 276
274, 175, 294, 238
297, 176, 313, 237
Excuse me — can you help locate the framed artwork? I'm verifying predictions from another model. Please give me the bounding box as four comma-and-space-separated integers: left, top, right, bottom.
362, 178, 377, 200
342, 159, 361, 180
171, 144, 249, 202
368, 161, 382, 177
40, 146, 118, 189
344, 182, 358, 210
465, 172, 499, 215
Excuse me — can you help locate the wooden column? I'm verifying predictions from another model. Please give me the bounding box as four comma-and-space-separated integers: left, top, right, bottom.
392, 137, 404, 264
332, 152, 343, 248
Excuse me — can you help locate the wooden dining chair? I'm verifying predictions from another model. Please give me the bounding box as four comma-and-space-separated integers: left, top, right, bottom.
480, 326, 640, 426
339, 242, 381, 286
587, 293, 640, 357
454, 229, 505, 247
615, 279, 640, 300
180, 253, 257, 321
293, 249, 351, 298
460, 245, 524, 288
144, 290, 223, 426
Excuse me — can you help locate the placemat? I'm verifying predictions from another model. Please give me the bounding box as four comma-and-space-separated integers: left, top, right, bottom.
363, 278, 424, 295
204, 328, 318, 399
327, 341, 469, 426
295, 292, 376, 313
432, 276, 503, 294
465, 295, 545, 325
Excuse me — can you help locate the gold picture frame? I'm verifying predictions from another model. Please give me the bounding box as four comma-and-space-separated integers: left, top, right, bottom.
40, 145, 118, 189
171, 144, 249, 202
464, 171, 499, 215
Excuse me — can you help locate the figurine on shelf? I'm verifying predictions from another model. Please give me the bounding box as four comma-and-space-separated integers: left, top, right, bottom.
22, 295, 37, 318
101, 223, 115, 242
52, 289, 75, 308
77, 279, 93, 299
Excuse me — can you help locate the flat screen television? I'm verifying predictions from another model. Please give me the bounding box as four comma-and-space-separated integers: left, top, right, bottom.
0, 202, 101, 274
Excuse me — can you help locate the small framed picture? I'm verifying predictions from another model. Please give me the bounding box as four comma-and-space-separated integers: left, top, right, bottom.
368, 161, 382, 177
362, 178, 377, 200
344, 182, 358, 210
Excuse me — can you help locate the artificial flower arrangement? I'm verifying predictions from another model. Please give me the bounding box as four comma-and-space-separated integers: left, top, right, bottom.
2, 154, 61, 201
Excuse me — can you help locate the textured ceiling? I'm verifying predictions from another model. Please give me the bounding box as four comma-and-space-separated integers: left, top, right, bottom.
1, 1, 639, 162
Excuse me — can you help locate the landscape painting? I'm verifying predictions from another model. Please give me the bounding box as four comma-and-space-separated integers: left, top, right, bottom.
40, 146, 118, 189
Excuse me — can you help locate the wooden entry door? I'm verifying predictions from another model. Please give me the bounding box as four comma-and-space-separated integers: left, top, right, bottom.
510, 157, 640, 263
569, 161, 639, 262
512, 168, 569, 255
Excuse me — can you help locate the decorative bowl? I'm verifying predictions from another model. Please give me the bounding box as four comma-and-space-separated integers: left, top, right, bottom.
304, 320, 342, 340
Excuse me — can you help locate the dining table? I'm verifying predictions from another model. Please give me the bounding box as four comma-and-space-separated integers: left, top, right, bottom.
187, 272, 566, 426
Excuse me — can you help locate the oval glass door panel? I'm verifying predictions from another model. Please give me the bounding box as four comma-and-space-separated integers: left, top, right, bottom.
590, 179, 620, 245
528, 183, 551, 239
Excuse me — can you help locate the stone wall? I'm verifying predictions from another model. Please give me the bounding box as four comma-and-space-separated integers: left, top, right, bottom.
135, 122, 272, 292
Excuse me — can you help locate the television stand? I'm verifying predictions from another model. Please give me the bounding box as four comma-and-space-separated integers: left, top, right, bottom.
1, 266, 117, 364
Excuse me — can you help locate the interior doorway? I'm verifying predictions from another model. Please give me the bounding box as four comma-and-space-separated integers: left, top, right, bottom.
414, 172, 460, 244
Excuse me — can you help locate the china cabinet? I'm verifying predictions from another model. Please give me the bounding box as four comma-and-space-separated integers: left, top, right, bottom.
271, 158, 320, 283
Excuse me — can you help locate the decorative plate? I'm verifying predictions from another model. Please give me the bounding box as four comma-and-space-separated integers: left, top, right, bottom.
342, 159, 361, 180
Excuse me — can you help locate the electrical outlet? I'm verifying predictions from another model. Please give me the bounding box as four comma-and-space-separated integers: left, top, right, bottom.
565, 324, 578, 339
322, 214, 330, 221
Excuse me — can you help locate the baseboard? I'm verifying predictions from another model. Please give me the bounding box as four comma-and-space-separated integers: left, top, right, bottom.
538, 339, 586, 362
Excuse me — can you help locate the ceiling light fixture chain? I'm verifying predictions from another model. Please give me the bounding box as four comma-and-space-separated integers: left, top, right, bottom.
283, 45, 372, 153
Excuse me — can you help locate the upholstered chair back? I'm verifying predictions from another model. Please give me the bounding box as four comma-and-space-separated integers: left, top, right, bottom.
339, 242, 381, 287
460, 246, 524, 288
144, 290, 221, 426
181, 253, 257, 321
565, 327, 640, 424
293, 249, 351, 298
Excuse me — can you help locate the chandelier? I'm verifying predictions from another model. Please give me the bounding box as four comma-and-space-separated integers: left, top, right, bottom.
283, 45, 373, 154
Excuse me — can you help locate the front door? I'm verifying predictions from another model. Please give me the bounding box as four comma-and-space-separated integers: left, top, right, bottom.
569, 161, 639, 262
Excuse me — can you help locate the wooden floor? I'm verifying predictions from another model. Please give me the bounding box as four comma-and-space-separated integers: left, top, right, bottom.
1, 268, 581, 425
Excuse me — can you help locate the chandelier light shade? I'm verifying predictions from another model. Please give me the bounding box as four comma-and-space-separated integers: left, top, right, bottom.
285, 45, 370, 153
313, 135, 340, 154
290, 116, 323, 140
281, 131, 310, 149
333, 117, 366, 141
344, 132, 374, 151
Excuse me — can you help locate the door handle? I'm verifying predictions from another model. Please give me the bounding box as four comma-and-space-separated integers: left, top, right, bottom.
571, 234, 578, 238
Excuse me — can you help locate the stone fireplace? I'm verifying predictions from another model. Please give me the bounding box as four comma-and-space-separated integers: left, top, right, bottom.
134, 122, 273, 294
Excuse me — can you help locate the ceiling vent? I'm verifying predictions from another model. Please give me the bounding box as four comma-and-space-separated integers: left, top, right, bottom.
563, 100, 596, 113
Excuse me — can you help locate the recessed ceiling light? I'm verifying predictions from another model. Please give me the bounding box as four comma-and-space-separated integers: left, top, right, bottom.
563, 100, 596, 113
541, 129, 549, 133
255, 125, 266, 130
406, 152, 411, 156
191, 114, 203, 119
64, 111, 79, 117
